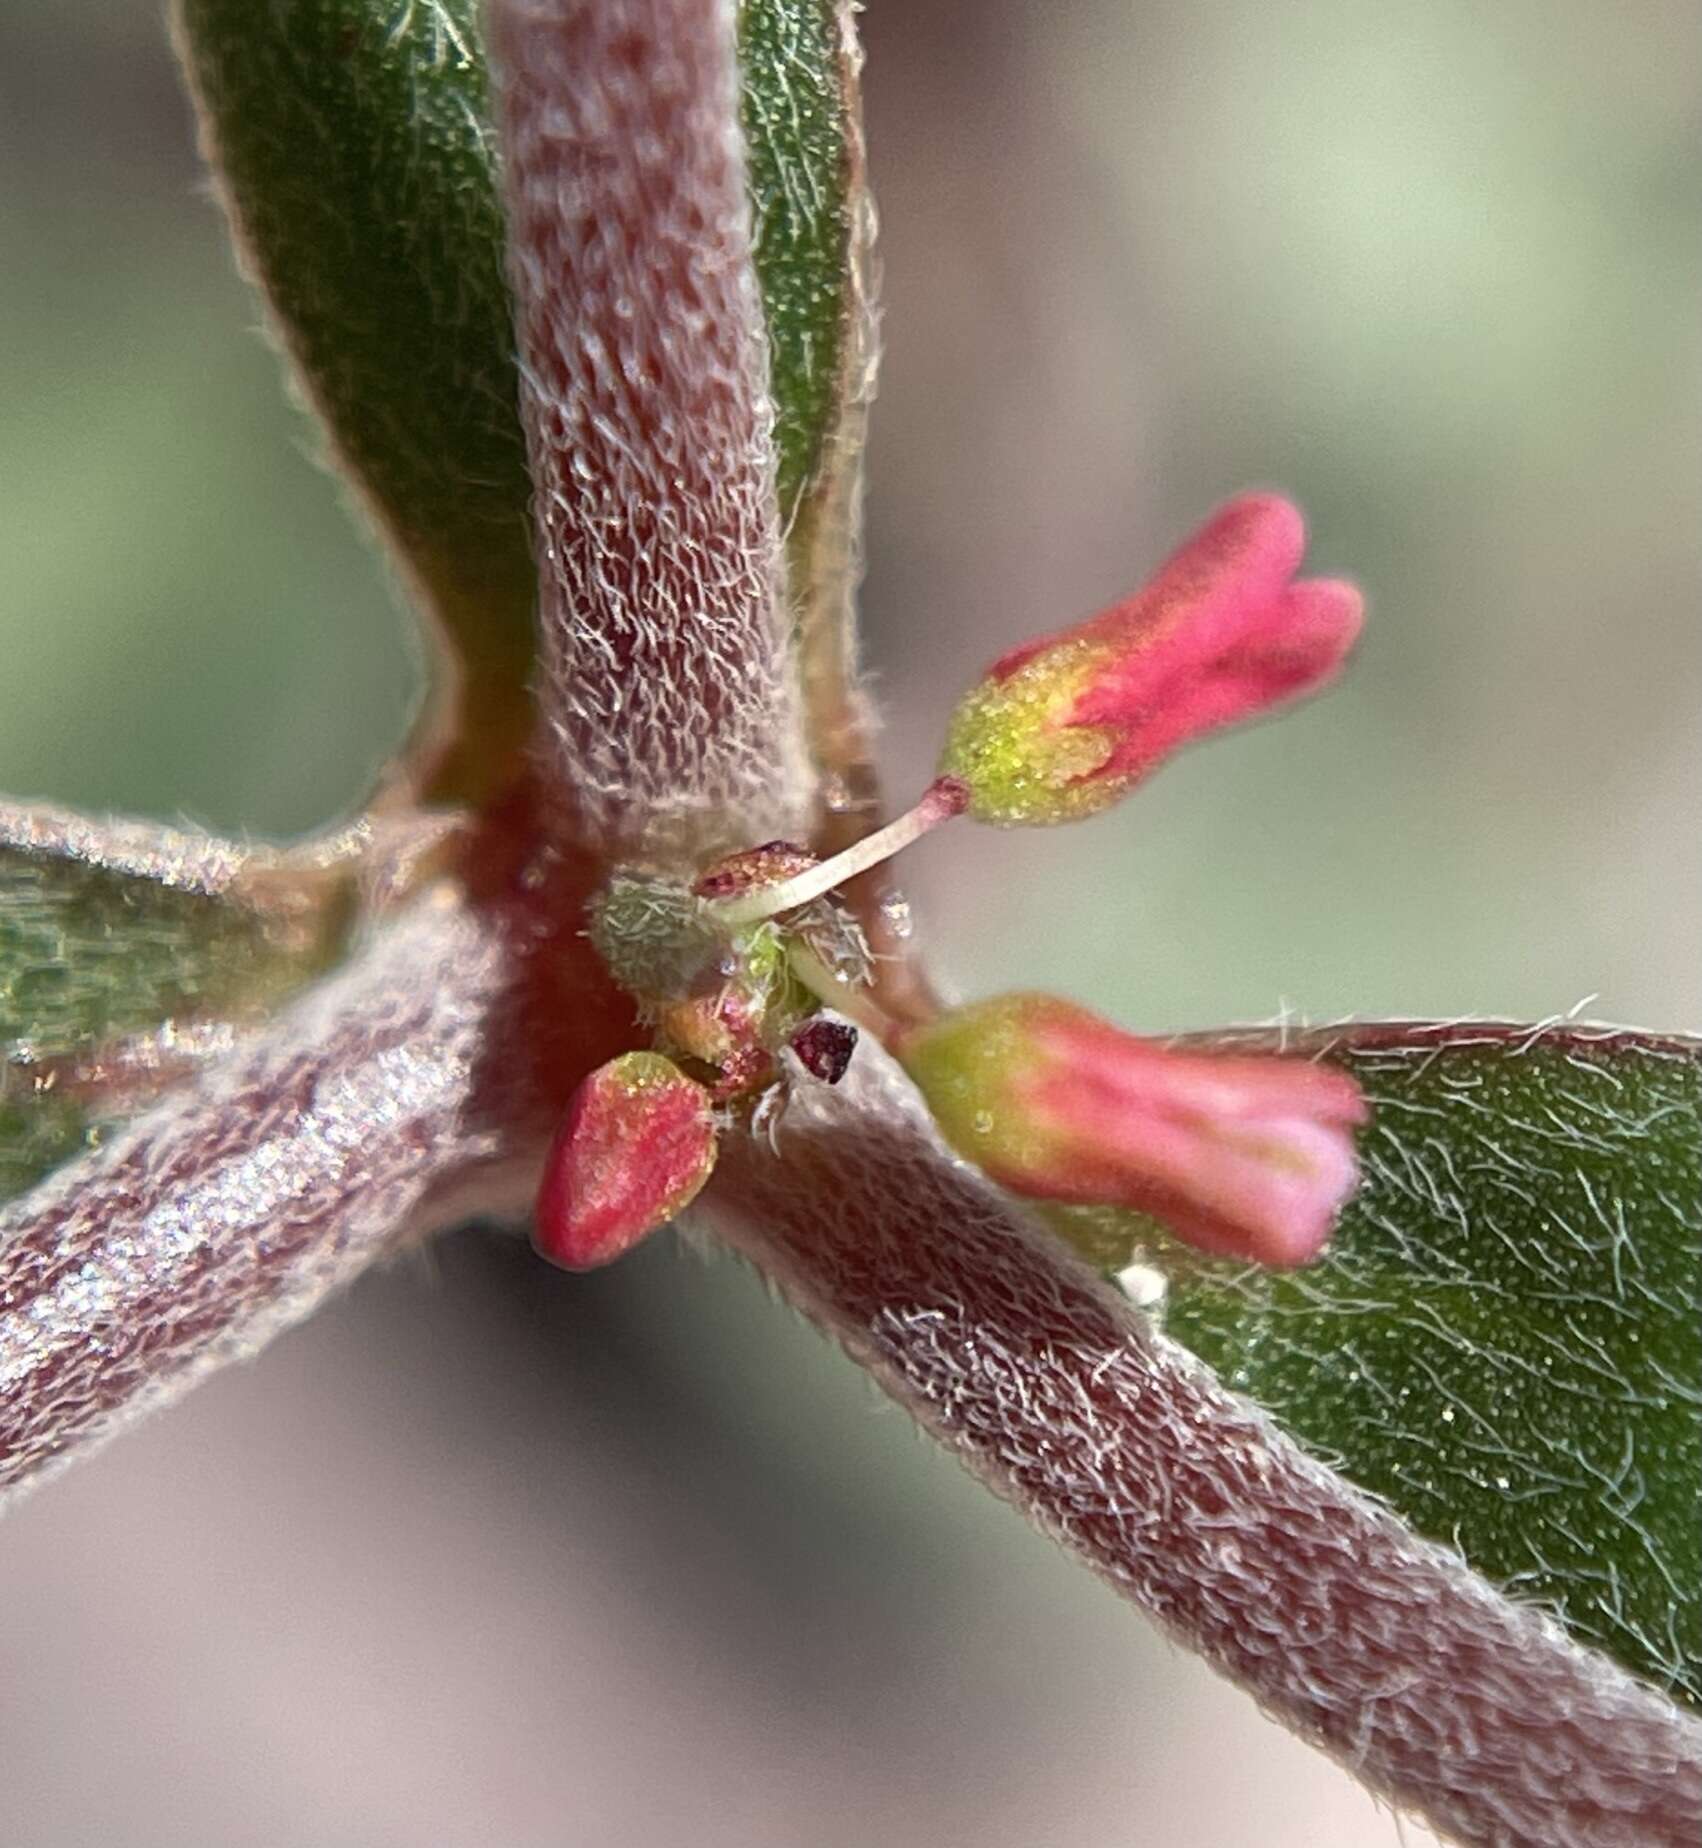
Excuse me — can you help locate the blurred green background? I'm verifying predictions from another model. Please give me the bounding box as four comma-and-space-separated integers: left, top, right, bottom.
1, 4, 1695, 1845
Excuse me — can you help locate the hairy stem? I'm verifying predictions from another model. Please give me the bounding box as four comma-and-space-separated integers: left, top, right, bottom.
707, 1045, 1702, 1848
492, 0, 814, 864
0, 893, 512, 1507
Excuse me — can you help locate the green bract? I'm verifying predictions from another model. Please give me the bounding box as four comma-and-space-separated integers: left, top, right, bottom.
900, 993, 1062, 1173
940, 643, 1119, 826
1068, 1024, 1701, 1709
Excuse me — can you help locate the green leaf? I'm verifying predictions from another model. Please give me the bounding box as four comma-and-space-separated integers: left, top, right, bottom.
738, 2, 877, 795
176, 0, 869, 804
1083, 1024, 1701, 1709
738, 0, 860, 537
0, 812, 348, 1203
0, 1089, 92, 1206
175, 0, 536, 805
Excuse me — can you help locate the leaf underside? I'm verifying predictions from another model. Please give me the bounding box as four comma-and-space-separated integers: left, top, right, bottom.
1078, 1025, 1701, 1709
176, 0, 860, 802
0, 840, 337, 1203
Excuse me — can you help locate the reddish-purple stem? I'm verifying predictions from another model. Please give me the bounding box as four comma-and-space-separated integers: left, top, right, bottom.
492, 0, 812, 865
708, 1048, 1702, 1848
0, 895, 513, 1501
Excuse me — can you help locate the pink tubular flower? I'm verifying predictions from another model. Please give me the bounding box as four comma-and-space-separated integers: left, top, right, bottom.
533, 1052, 718, 1270
900, 994, 1367, 1267
941, 493, 1363, 825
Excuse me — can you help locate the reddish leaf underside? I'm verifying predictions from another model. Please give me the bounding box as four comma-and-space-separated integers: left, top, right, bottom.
493, 0, 813, 864
0, 896, 511, 1498
706, 1042, 1702, 1848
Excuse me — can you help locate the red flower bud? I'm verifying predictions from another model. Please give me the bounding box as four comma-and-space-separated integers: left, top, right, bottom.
902, 994, 1366, 1268
941, 494, 1362, 825
533, 1052, 718, 1270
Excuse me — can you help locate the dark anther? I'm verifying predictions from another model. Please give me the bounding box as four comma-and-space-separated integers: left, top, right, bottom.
692, 840, 817, 900
790, 1018, 859, 1085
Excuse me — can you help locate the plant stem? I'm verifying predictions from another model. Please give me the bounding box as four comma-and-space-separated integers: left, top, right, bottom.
708, 1043, 1702, 1848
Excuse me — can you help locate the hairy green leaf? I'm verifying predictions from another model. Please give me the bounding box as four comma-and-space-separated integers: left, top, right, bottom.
175, 0, 535, 803
0, 1089, 92, 1206
0, 817, 347, 1203
739, 2, 878, 802
738, 0, 859, 535
1076, 1024, 1701, 1708
176, 0, 868, 803
176, 0, 526, 566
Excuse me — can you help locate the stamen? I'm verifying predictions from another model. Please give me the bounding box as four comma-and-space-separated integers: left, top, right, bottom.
703, 778, 969, 929
784, 941, 901, 1044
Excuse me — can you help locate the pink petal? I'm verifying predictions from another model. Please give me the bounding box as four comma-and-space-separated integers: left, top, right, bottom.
941, 495, 1363, 826
988, 493, 1307, 688
902, 993, 1367, 1268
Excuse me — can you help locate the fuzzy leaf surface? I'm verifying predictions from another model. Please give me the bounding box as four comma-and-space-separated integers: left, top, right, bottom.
737, 0, 859, 535
1090, 1023, 1702, 1709
0, 817, 343, 1203
175, 0, 536, 798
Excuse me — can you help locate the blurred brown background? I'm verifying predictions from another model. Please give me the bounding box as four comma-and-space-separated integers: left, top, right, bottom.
1, 3, 1696, 1843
